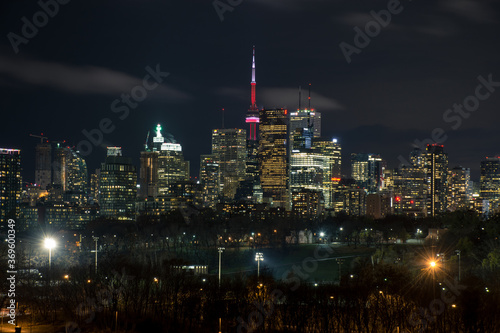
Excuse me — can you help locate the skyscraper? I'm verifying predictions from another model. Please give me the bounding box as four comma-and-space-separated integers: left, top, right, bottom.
351, 153, 384, 193
480, 156, 500, 211
312, 138, 342, 208
138, 150, 159, 199
448, 166, 471, 211
259, 108, 289, 209
35, 142, 51, 189
289, 109, 321, 139
0, 148, 22, 226
289, 132, 341, 209
423, 144, 449, 216
199, 154, 220, 209
152, 124, 190, 197
392, 165, 427, 217
52, 145, 88, 203
99, 147, 137, 220
212, 128, 247, 200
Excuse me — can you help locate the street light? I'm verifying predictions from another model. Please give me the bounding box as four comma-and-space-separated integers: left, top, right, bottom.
255, 252, 264, 278
218, 247, 225, 288
455, 250, 461, 281
44, 238, 56, 270
92, 236, 99, 274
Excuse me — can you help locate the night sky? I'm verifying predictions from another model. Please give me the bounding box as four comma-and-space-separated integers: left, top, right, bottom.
1, 0, 500, 182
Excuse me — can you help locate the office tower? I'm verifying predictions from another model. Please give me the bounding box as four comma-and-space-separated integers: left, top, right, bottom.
423, 144, 449, 216
0, 149, 22, 226
211, 128, 247, 200
312, 138, 342, 208
291, 188, 323, 218
99, 147, 137, 220
333, 178, 366, 216
52, 145, 88, 203
448, 166, 471, 211
366, 193, 392, 219
153, 125, 190, 197
289, 109, 321, 139
35, 142, 51, 189
138, 151, 159, 199
289, 132, 341, 209
199, 154, 220, 209
351, 153, 384, 193
89, 171, 99, 204
480, 156, 500, 211
392, 165, 427, 217
259, 108, 289, 209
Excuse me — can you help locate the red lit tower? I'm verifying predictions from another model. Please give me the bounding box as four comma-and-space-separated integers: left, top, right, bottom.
245, 46, 259, 140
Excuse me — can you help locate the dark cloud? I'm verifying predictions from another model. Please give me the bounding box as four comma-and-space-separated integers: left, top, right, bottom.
441, 0, 496, 23
0, 53, 192, 102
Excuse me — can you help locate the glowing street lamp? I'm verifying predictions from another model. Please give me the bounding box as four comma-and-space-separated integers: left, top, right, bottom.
44, 238, 56, 270
430, 261, 436, 268
255, 252, 264, 278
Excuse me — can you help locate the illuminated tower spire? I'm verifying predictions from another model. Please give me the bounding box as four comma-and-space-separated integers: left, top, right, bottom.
251, 46, 257, 111
246, 45, 259, 141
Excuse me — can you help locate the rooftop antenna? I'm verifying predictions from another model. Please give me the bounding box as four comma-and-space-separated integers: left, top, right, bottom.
221, 108, 225, 129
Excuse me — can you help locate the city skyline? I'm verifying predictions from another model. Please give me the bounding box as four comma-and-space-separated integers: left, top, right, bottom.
2, 1, 500, 182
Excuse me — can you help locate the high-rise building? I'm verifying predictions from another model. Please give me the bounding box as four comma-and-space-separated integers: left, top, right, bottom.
333, 178, 366, 216
155, 126, 190, 197
351, 153, 384, 193
392, 165, 427, 217
52, 145, 88, 203
212, 128, 247, 200
138, 151, 159, 199
99, 147, 137, 220
199, 154, 220, 209
366, 193, 392, 219
0, 149, 22, 226
312, 138, 342, 208
480, 156, 500, 212
89, 171, 99, 204
289, 133, 341, 209
289, 109, 321, 139
423, 144, 449, 216
35, 142, 51, 189
448, 166, 471, 211
291, 188, 323, 218
259, 108, 289, 209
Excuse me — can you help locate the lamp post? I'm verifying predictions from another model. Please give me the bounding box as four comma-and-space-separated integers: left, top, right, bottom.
455, 250, 461, 281
255, 252, 264, 278
44, 238, 56, 270
218, 247, 225, 288
92, 236, 99, 274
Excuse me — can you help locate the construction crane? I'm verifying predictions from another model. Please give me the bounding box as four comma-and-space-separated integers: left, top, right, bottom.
145, 131, 150, 151
29, 133, 49, 143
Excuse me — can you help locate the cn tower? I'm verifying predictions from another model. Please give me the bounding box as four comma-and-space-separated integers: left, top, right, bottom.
245, 46, 259, 140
